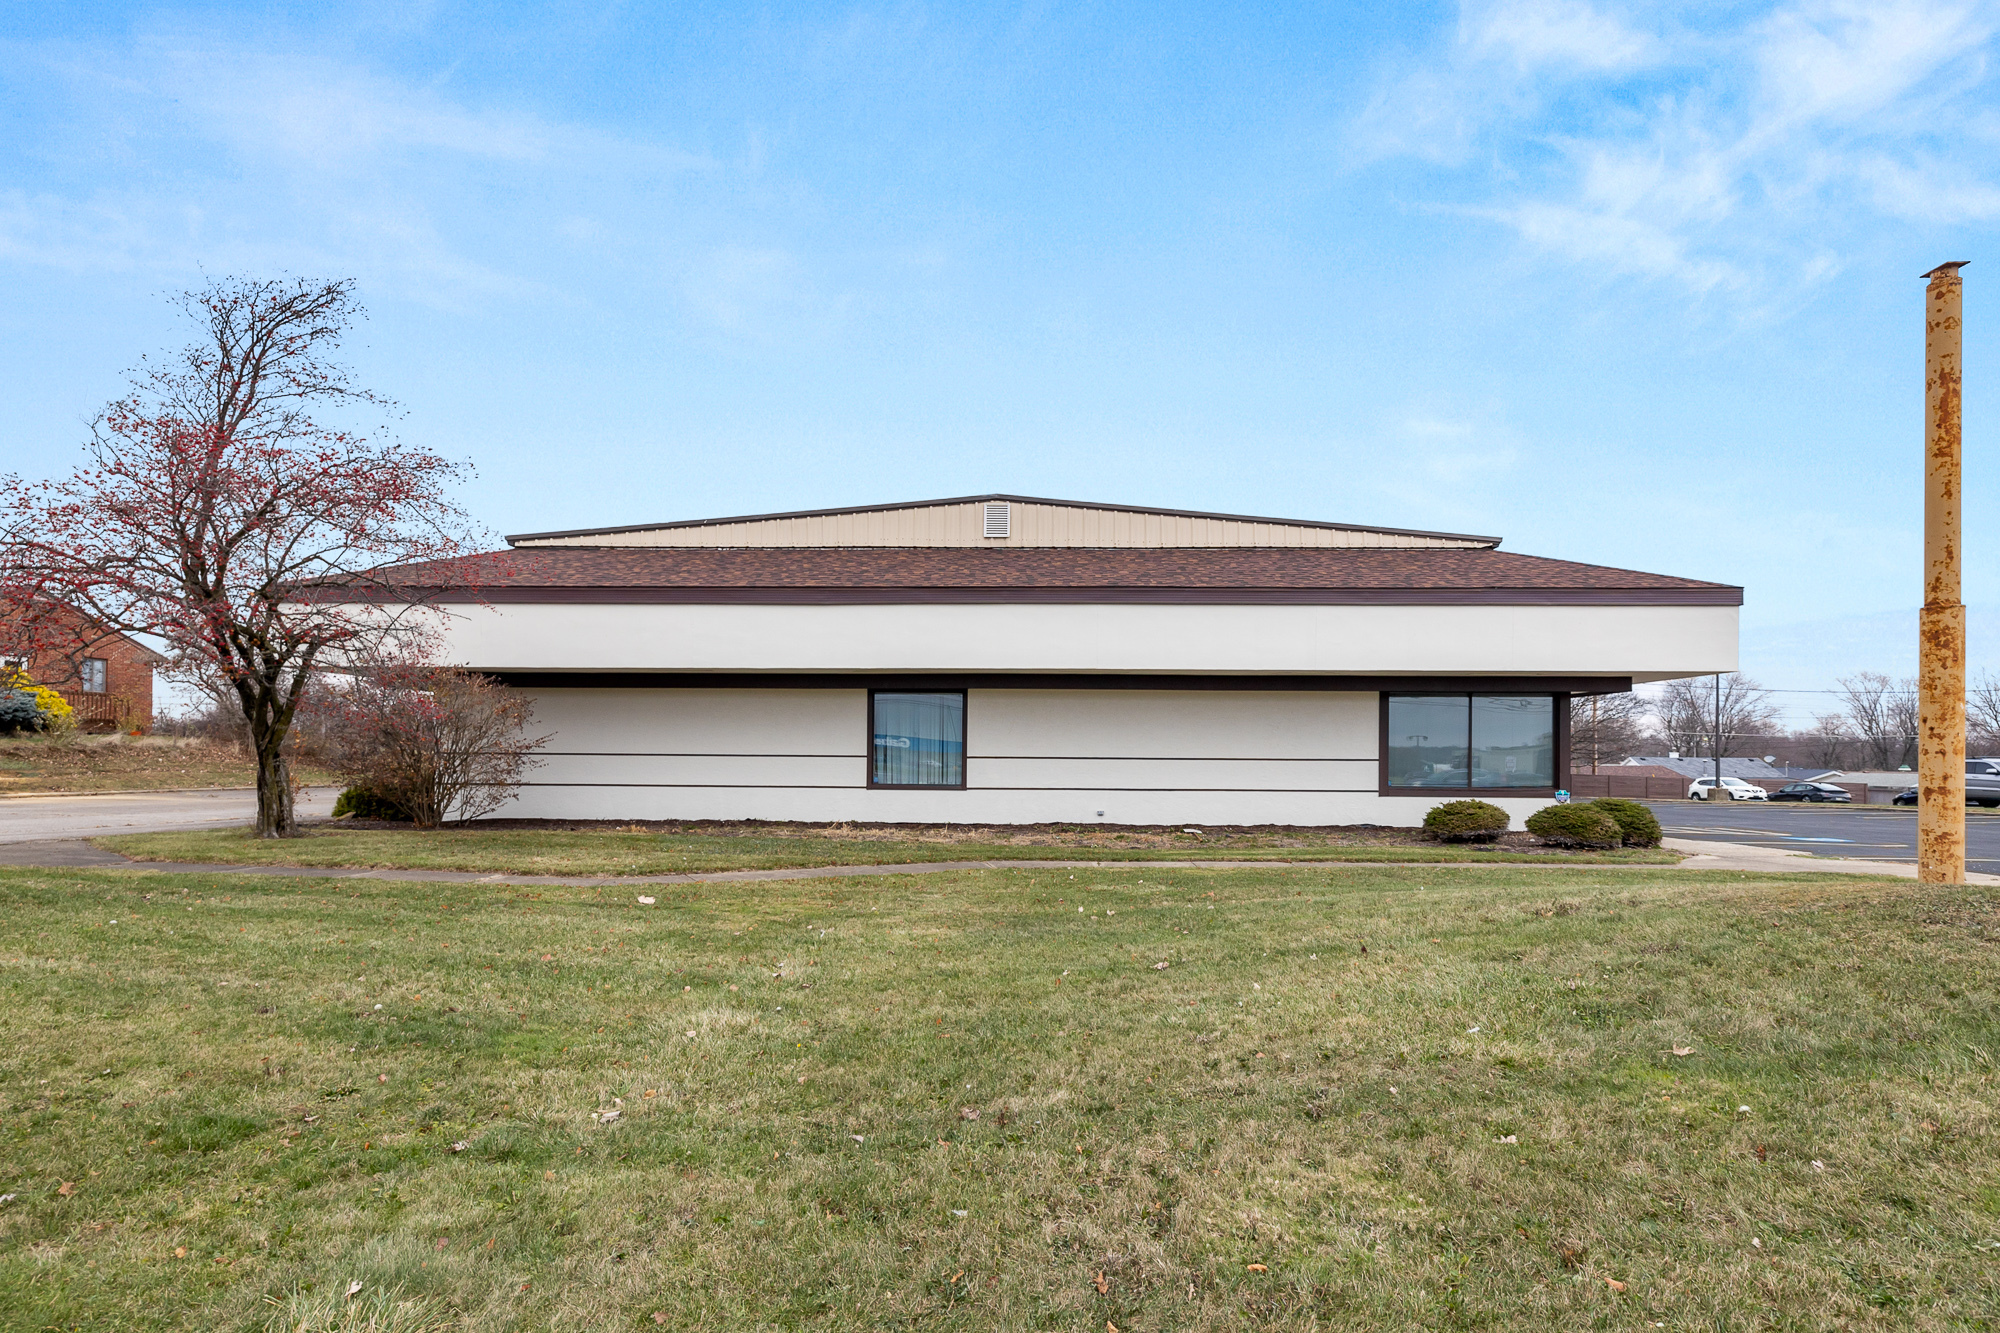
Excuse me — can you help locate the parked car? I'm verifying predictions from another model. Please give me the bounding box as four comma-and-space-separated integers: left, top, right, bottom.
1892, 759, 2000, 806
1970, 758, 2000, 806
1770, 781, 1853, 803
1687, 776, 1769, 801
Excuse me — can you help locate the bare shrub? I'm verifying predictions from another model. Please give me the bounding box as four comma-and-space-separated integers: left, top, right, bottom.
326, 667, 548, 828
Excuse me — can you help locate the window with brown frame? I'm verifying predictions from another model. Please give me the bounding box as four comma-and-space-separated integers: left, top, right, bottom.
1381, 693, 1562, 793
869, 690, 966, 788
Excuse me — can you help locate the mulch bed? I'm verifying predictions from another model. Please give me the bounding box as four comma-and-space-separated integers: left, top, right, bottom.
325, 817, 1592, 854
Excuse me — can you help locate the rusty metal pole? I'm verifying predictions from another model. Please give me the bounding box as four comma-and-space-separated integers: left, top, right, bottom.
1920, 261, 1968, 883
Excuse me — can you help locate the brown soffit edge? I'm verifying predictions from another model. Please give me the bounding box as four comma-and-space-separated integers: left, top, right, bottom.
394, 585, 1743, 607
503, 493, 1505, 548
483, 671, 1637, 695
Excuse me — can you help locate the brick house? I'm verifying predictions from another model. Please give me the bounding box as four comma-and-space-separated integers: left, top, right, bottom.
0, 601, 164, 732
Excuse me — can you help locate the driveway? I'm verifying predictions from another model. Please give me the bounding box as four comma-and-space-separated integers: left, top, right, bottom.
0, 787, 339, 843
1645, 799, 2000, 876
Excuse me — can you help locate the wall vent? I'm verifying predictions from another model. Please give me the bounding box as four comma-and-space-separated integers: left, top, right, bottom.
983, 500, 1010, 539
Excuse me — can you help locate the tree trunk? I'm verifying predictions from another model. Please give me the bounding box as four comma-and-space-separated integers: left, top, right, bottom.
254, 741, 295, 838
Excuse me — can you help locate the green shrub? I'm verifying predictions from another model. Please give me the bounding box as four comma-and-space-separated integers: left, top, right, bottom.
331, 784, 412, 821
0, 689, 43, 734
1525, 803, 1622, 849
1422, 799, 1511, 842
1587, 797, 1662, 847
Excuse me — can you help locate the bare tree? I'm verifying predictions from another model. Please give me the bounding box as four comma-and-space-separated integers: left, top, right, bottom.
1799, 713, 1854, 770
1833, 673, 1918, 771
1652, 675, 1780, 759
1569, 691, 1650, 771
326, 666, 548, 828
0, 278, 482, 836
1887, 680, 1920, 772
1970, 671, 2000, 757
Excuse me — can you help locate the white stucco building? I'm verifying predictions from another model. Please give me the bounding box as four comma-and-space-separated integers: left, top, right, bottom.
395, 495, 1739, 826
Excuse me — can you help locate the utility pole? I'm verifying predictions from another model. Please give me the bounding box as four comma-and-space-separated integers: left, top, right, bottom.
1920, 261, 1968, 883
1714, 673, 1724, 796
1591, 695, 1600, 774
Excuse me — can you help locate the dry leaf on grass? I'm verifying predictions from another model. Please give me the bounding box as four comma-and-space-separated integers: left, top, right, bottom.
56, 1181, 74, 1196
1246, 1263, 1268, 1273
1605, 1277, 1627, 1293
958, 1107, 979, 1121
1671, 1045, 1695, 1057
173, 1246, 187, 1259
1092, 1271, 1110, 1295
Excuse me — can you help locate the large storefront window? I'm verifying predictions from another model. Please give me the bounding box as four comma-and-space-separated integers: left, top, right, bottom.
870, 691, 966, 787
1385, 694, 1555, 790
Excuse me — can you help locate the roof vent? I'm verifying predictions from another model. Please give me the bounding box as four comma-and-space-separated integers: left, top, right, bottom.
983, 500, 1010, 539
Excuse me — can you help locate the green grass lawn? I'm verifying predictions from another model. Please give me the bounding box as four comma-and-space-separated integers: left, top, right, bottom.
97, 826, 1678, 875
2, 861, 1996, 1331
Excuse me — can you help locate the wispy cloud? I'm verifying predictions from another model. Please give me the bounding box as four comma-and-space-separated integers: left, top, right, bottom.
1461, 0, 1663, 72
1356, 0, 2000, 298
0, 30, 713, 308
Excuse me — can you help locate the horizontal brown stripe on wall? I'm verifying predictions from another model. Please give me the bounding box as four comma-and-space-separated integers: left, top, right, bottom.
409, 585, 1739, 606
512, 782, 1384, 793
535, 751, 866, 759
491, 672, 1635, 694
970, 755, 1377, 763
533, 752, 1375, 762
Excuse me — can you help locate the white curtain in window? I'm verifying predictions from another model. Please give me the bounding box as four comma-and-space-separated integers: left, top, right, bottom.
872, 692, 965, 786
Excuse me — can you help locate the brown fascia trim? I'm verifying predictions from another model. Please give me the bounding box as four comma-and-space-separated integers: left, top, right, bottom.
486, 671, 1636, 695
503, 493, 1504, 548
392, 585, 1741, 607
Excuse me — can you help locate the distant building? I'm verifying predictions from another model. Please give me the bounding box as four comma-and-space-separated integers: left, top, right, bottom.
0, 601, 163, 732
1590, 763, 1688, 781
1621, 755, 1790, 782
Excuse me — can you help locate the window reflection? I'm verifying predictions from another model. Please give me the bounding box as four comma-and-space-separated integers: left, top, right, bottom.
1387, 694, 1555, 790
1387, 695, 1470, 787
1470, 695, 1553, 787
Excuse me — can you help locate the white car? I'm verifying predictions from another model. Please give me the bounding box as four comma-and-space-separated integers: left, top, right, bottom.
1688, 776, 1769, 801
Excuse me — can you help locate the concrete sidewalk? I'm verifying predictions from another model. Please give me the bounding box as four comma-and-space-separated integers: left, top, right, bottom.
1663, 836, 2000, 883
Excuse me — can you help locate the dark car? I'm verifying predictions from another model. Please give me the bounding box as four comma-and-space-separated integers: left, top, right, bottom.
1892, 764, 2000, 805
1770, 782, 1853, 803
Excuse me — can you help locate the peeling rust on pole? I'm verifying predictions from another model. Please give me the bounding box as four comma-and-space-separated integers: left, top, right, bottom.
1920, 261, 1968, 884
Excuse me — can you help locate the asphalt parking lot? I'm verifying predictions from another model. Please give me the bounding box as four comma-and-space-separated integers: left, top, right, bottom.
0, 787, 338, 843
1643, 799, 2000, 876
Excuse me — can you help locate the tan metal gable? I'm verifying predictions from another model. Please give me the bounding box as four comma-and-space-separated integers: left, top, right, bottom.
510, 496, 1496, 550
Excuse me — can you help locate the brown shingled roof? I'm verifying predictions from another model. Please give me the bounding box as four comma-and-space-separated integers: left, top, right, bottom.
364, 547, 1740, 606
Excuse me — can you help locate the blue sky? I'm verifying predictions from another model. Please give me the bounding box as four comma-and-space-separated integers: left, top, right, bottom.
3, 1, 1996, 719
